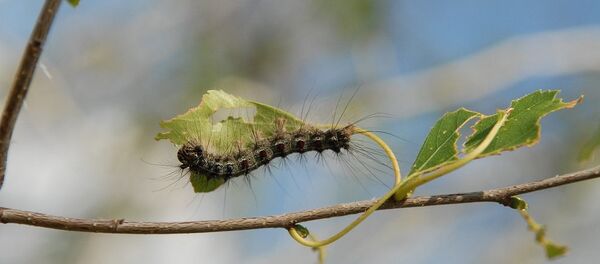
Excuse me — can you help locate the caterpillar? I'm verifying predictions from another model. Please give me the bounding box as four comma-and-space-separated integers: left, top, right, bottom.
157, 89, 393, 193
177, 121, 355, 182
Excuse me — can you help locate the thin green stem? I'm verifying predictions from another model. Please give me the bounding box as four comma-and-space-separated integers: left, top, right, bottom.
288, 110, 509, 249
353, 127, 402, 185
307, 234, 326, 264
288, 125, 402, 248
512, 197, 568, 259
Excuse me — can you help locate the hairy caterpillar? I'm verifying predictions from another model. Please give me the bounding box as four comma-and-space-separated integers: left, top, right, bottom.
157, 89, 394, 193
177, 121, 355, 181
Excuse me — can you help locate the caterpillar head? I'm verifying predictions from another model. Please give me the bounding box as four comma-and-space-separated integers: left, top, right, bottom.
177, 142, 205, 169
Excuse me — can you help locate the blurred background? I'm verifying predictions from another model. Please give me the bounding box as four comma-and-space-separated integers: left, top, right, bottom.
1, 0, 599, 263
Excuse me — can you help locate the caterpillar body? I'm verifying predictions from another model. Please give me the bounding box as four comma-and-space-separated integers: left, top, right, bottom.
177, 121, 355, 182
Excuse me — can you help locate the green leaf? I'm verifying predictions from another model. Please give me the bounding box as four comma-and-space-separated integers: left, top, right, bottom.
409, 108, 479, 175
156, 89, 308, 192
156, 89, 248, 147
66, 0, 80, 7
190, 172, 225, 193
464, 90, 581, 156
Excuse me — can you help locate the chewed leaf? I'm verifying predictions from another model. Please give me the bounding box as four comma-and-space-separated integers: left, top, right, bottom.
464, 90, 581, 156
155, 89, 305, 153
409, 108, 479, 175
252, 101, 305, 133
156, 89, 309, 192
155, 90, 249, 146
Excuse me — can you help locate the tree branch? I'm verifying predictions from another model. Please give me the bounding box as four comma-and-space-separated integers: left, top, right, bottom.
0, 0, 62, 190
1, 165, 598, 234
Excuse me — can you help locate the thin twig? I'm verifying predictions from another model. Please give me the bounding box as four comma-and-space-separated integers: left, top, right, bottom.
0, 0, 62, 190
1, 165, 598, 234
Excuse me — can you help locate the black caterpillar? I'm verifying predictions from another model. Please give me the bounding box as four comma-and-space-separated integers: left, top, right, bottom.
177, 123, 355, 182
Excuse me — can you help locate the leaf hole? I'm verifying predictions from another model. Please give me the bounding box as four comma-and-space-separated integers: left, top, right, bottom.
212, 107, 257, 124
